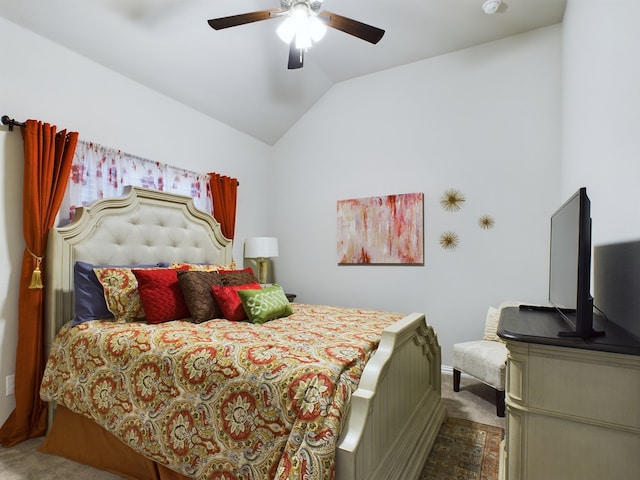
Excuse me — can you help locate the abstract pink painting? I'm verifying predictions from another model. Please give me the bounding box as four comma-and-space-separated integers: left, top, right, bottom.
337, 192, 424, 264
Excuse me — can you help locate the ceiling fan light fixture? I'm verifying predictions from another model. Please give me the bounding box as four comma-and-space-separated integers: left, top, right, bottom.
308, 15, 327, 42
295, 30, 312, 49
276, 17, 296, 43
277, 3, 311, 44
277, 2, 325, 48
291, 3, 309, 22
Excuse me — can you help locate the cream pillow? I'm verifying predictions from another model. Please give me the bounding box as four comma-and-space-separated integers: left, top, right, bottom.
483, 306, 503, 342
484, 300, 524, 342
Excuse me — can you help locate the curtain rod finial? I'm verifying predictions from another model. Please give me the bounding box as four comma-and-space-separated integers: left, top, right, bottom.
2, 115, 26, 131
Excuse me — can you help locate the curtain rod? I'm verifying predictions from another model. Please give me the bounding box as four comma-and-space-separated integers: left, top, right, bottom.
3, 114, 240, 187
2, 115, 72, 141
1, 115, 26, 131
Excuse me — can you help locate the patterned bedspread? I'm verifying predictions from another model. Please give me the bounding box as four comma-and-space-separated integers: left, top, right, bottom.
40, 304, 403, 480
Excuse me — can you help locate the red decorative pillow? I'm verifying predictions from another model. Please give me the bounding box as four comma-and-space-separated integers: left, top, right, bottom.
132, 269, 191, 324
211, 282, 261, 321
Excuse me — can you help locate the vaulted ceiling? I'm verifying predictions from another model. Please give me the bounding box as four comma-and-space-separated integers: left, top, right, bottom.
0, 0, 566, 144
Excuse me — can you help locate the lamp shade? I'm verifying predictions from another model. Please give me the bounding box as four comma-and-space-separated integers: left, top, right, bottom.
245, 237, 279, 259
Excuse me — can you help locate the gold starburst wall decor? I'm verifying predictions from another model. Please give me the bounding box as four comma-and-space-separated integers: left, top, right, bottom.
439, 231, 459, 250
440, 188, 466, 212
478, 215, 495, 230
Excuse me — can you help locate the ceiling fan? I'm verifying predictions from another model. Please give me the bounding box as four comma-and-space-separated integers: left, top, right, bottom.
207, 0, 385, 70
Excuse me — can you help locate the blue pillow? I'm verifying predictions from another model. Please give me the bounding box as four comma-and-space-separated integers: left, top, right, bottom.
72, 261, 157, 326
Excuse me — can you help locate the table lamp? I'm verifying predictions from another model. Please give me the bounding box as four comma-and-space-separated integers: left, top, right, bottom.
245, 237, 279, 284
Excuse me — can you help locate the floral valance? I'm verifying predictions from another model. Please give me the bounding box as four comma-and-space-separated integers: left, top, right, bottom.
59, 141, 212, 225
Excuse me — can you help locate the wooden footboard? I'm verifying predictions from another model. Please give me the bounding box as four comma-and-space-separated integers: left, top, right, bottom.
336, 313, 446, 480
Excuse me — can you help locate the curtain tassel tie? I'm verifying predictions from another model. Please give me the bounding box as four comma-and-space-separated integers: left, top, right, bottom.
28, 250, 44, 289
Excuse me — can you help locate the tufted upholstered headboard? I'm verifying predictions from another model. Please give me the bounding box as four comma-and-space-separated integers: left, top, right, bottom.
44, 186, 233, 349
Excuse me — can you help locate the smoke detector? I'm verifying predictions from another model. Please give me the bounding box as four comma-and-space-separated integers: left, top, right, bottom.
482, 0, 502, 14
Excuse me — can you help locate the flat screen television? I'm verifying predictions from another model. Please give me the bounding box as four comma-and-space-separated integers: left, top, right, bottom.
548, 187, 604, 338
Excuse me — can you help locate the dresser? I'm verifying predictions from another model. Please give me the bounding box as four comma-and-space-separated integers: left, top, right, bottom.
498, 307, 640, 480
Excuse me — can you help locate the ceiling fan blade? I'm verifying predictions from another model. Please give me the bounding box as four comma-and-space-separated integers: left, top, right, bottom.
320, 10, 385, 44
208, 8, 282, 30
288, 42, 304, 70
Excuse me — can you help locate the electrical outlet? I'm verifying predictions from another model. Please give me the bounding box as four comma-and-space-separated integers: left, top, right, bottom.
5, 375, 15, 396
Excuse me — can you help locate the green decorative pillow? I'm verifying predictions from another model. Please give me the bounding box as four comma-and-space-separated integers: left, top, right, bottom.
238, 284, 293, 324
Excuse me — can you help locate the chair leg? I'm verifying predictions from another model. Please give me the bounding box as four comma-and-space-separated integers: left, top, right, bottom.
453, 369, 461, 392
496, 389, 505, 417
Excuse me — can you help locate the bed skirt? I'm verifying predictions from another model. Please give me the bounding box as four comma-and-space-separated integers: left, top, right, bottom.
40, 405, 190, 480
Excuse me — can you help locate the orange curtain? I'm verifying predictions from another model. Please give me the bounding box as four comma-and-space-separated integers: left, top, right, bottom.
208, 172, 238, 240
0, 120, 78, 447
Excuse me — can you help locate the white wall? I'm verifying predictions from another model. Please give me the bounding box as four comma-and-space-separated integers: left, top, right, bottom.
0, 17, 271, 424
271, 26, 563, 366
562, 0, 640, 245
0, 128, 23, 429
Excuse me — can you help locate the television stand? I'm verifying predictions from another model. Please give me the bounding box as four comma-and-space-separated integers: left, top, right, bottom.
497, 307, 640, 480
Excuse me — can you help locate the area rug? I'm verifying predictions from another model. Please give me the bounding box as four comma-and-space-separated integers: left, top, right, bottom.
420, 417, 503, 480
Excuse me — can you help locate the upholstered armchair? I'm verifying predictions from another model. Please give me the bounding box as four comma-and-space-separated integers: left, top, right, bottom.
452, 303, 518, 417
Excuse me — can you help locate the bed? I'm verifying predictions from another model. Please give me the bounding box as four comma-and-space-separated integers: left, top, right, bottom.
40, 186, 446, 480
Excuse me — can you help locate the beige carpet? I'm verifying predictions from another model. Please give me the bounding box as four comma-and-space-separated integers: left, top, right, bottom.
441, 370, 506, 429
0, 373, 503, 479
0, 436, 120, 479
